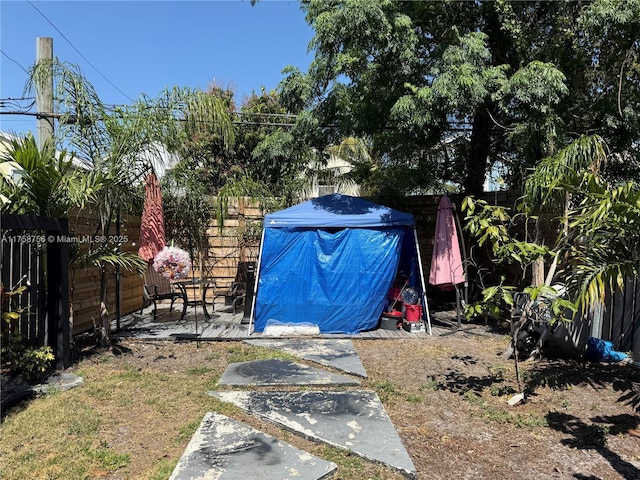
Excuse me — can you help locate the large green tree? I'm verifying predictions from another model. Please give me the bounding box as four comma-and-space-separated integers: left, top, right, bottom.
240, 89, 310, 197
282, 0, 640, 194
164, 84, 309, 202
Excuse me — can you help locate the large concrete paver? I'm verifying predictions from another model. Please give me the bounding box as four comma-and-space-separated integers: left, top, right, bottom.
218, 358, 361, 387
244, 339, 368, 377
209, 390, 417, 479
114, 306, 419, 478
169, 412, 337, 480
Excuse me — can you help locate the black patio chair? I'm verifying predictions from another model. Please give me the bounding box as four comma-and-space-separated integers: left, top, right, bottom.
142, 265, 186, 320
215, 261, 256, 314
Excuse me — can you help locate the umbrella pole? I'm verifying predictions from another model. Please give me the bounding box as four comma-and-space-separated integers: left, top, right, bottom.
438, 283, 481, 337
455, 284, 462, 330
452, 202, 469, 306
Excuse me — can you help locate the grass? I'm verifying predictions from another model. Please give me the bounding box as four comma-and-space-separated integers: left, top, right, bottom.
225, 343, 295, 363
1, 353, 223, 479
1, 395, 120, 479
462, 390, 548, 428
0, 341, 405, 480
3, 335, 631, 480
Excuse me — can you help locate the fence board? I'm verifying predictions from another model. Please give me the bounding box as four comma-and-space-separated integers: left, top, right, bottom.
621, 278, 635, 350
68, 208, 144, 334
611, 289, 625, 346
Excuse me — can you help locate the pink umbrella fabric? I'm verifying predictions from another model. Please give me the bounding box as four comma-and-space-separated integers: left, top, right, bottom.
138, 173, 165, 262
429, 196, 465, 288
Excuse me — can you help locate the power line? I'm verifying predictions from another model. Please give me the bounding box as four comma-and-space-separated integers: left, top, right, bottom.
26, 0, 134, 103
234, 111, 298, 119
0, 110, 299, 129
234, 121, 296, 127
0, 98, 35, 113
0, 109, 472, 133
0, 99, 302, 121
0, 97, 472, 131
0, 50, 30, 74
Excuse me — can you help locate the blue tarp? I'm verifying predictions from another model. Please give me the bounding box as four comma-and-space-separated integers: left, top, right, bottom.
263, 193, 415, 228
253, 194, 418, 334
585, 337, 628, 363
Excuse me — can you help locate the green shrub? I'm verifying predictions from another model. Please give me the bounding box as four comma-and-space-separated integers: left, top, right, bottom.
2, 283, 55, 382
1, 333, 54, 382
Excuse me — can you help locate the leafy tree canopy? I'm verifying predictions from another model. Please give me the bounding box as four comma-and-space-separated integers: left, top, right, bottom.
281, 0, 640, 194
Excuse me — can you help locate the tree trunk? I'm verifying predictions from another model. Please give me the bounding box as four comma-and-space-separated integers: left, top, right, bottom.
532, 258, 545, 287
94, 265, 111, 347
465, 106, 492, 195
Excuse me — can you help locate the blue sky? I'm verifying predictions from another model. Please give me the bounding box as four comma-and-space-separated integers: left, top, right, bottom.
0, 0, 315, 136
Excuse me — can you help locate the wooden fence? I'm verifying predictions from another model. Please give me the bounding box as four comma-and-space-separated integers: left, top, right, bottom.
10, 193, 636, 365
400, 190, 529, 296
67, 208, 144, 334
598, 279, 640, 362
403, 193, 638, 362
67, 192, 532, 333
68, 198, 264, 334
201, 197, 262, 293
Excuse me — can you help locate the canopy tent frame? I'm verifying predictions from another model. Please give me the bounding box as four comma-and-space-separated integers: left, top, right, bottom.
248, 194, 432, 335
413, 227, 432, 335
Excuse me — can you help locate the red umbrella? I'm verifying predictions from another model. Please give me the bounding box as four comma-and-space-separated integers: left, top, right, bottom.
138, 173, 165, 262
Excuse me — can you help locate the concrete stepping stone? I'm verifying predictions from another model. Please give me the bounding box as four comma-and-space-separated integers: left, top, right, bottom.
169, 412, 337, 480
209, 390, 416, 478
218, 358, 360, 387
244, 338, 368, 378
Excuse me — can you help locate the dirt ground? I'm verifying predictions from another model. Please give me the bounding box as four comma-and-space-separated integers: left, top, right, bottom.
354, 326, 640, 480
60, 313, 640, 480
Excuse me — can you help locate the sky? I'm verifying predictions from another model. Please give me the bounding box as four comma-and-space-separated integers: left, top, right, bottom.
0, 0, 315, 136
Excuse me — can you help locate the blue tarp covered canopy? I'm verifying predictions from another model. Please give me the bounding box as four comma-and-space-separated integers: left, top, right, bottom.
252, 194, 428, 334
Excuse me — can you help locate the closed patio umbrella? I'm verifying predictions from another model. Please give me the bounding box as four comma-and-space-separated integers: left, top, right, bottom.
429, 195, 466, 329
138, 173, 165, 262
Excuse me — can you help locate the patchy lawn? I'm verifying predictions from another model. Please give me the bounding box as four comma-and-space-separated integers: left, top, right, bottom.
1, 325, 639, 479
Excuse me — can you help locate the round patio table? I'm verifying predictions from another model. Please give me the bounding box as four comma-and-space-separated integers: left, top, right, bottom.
173, 278, 215, 320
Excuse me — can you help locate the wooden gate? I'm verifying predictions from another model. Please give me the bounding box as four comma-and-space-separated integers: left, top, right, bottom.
1, 214, 70, 370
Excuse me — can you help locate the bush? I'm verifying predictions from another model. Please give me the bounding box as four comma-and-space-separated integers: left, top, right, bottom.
1, 333, 55, 382
2, 283, 55, 382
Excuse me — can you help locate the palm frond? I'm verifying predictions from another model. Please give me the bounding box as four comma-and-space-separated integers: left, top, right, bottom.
525, 134, 607, 209
75, 245, 147, 275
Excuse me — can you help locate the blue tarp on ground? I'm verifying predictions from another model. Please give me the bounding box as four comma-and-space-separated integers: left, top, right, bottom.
253, 194, 418, 334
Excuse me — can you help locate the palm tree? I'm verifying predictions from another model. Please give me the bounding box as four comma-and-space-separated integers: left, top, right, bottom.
0, 134, 96, 216
462, 135, 617, 388
0, 133, 147, 344
523, 134, 608, 286
561, 169, 640, 315
26, 60, 236, 346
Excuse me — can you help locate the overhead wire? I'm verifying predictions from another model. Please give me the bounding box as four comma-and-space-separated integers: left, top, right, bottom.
0, 98, 35, 112
4, 5, 473, 133
0, 108, 472, 133
0, 50, 30, 74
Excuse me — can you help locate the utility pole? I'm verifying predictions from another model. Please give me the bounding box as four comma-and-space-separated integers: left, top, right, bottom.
36, 37, 54, 149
